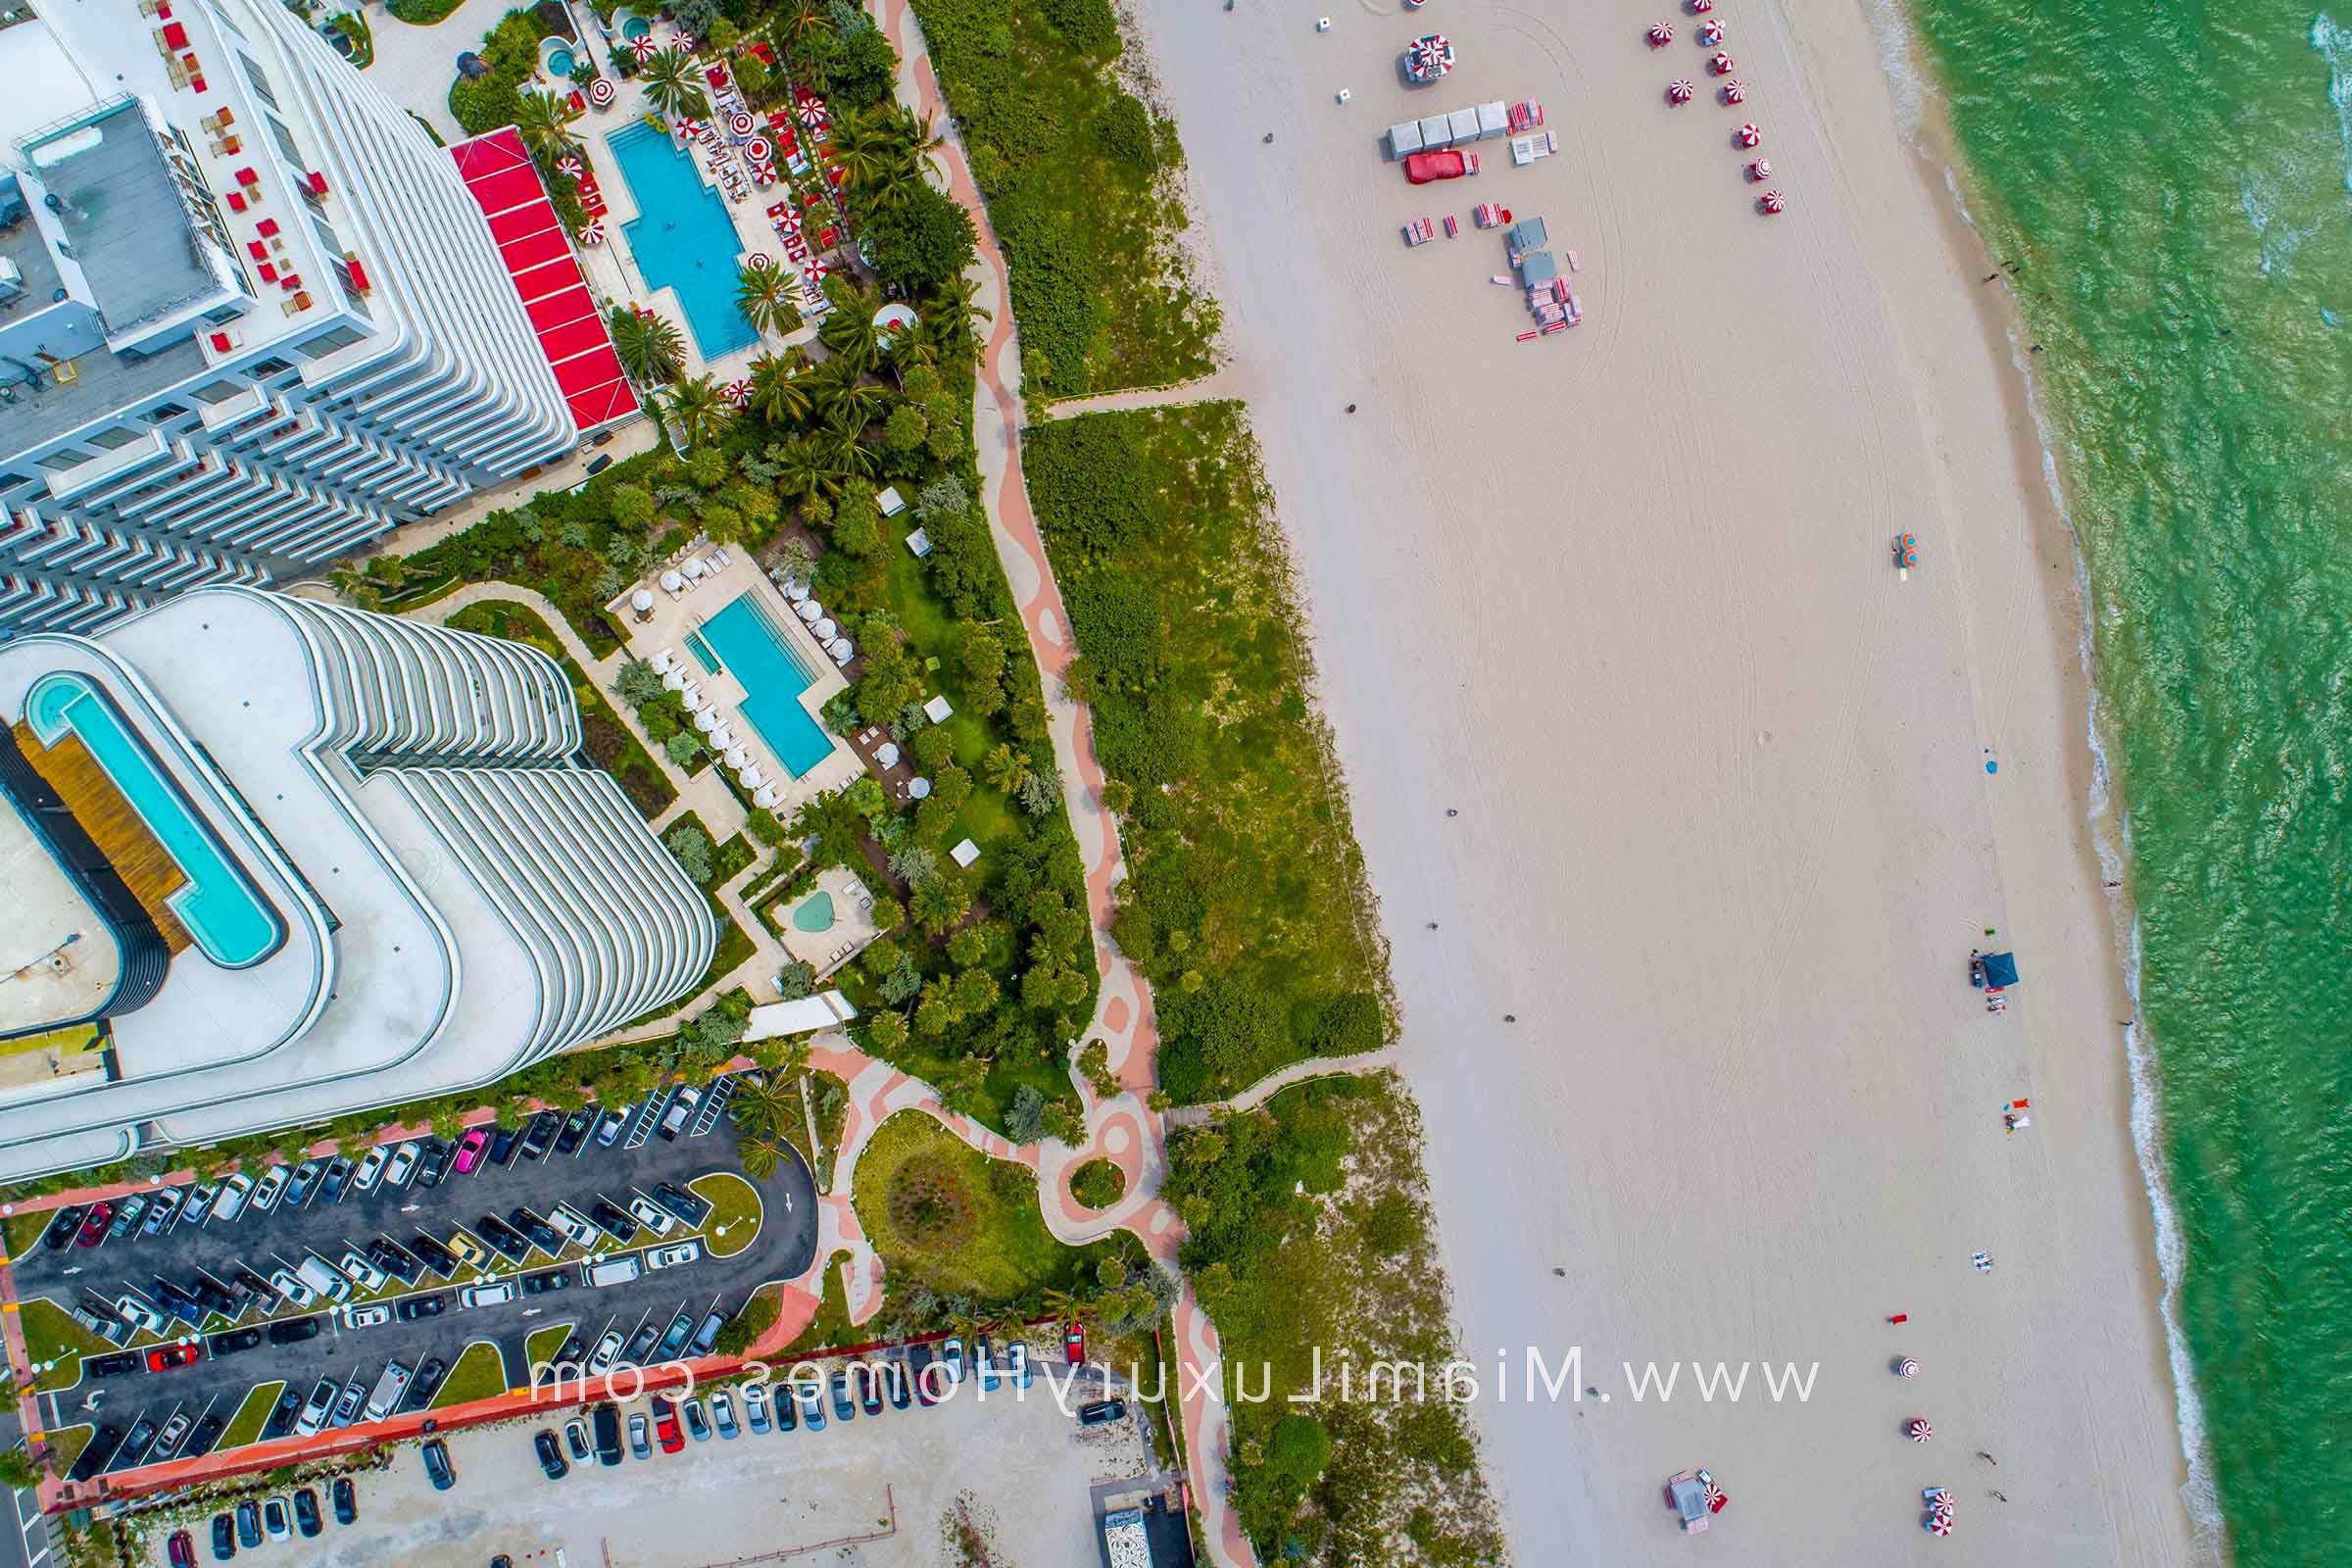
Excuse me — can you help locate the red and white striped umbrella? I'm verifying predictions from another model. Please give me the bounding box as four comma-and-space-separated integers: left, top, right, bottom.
1908, 1418, 1933, 1443
724, 379, 752, 407
1698, 18, 1724, 44
578, 217, 605, 245
746, 135, 772, 165
774, 208, 802, 234
729, 109, 756, 136
1933, 1500, 1956, 1521
745, 251, 775, 270
1711, 50, 1735, 74
1738, 122, 1762, 146
1646, 22, 1673, 45
671, 29, 696, 52
630, 33, 656, 62
556, 154, 584, 178
1762, 188, 1787, 214
797, 98, 828, 127
1690, 0, 1713, 9
1722, 78, 1746, 103
805, 256, 829, 282
1668, 78, 1695, 104
1928, 1515, 1954, 1537
588, 75, 616, 107
1896, 1355, 1918, 1377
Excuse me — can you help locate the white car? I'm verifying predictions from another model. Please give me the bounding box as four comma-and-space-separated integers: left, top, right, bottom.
117, 1295, 166, 1336
381, 1141, 420, 1188
548, 1205, 599, 1250
338, 1250, 386, 1293
350, 1148, 387, 1192
460, 1282, 515, 1308
263, 1497, 291, 1542
588, 1330, 624, 1375
643, 1241, 702, 1270
267, 1270, 317, 1308
250, 1166, 289, 1211
341, 1303, 390, 1328
626, 1197, 676, 1238
211, 1173, 254, 1222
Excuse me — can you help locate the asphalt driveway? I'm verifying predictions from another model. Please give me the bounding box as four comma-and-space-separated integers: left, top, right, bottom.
12, 1088, 814, 1482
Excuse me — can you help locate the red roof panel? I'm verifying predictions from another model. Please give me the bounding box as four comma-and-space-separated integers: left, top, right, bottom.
524, 285, 599, 335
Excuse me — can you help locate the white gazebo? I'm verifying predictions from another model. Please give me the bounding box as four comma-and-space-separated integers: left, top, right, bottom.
922, 695, 954, 723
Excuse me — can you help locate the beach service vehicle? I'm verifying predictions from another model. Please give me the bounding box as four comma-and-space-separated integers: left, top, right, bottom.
1666, 1469, 1713, 1533
1404, 149, 1478, 182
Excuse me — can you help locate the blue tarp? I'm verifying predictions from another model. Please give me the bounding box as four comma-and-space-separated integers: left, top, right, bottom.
1979, 951, 2020, 988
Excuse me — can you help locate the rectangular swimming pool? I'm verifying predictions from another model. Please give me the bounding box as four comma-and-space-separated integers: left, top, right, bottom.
696, 594, 837, 778
606, 122, 758, 362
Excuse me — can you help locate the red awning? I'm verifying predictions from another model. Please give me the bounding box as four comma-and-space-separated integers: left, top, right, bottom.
343, 258, 368, 292
234, 167, 258, 184
246, 240, 267, 260
161, 21, 188, 48
255, 218, 278, 237
447, 126, 632, 434
308, 171, 327, 196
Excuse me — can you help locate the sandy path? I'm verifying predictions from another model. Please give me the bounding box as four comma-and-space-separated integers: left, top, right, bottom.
1123, 0, 2208, 1560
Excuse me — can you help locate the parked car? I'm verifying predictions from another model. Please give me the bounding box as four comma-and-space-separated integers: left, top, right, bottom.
43, 1205, 88, 1250
294, 1378, 337, 1437
1064, 1322, 1087, 1365
627, 1411, 652, 1459
474, 1213, 530, 1263
153, 1411, 192, 1459
710, 1391, 739, 1440
592, 1403, 622, 1466
381, 1142, 420, 1188
292, 1489, 321, 1539
168, 1530, 196, 1568
330, 1375, 368, 1426
690, 1310, 725, 1357
179, 1184, 216, 1225
107, 1196, 147, 1240
533, 1429, 568, 1481
555, 1109, 594, 1155
65, 1423, 121, 1482
347, 1148, 385, 1193
1078, 1398, 1127, 1427
594, 1106, 630, 1146
644, 1240, 701, 1269
186, 1412, 224, 1456
912, 1346, 946, 1406
621, 1320, 662, 1364
857, 1363, 884, 1415
486, 1123, 521, 1164
657, 1087, 700, 1141
510, 1207, 564, 1255
744, 1384, 771, 1434
1007, 1340, 1032, 1389
587, 1200, 639, 1245
74, 1203, 116, 1248
415, 1139, 453, 1188
282, 1162, 321, 1207
655, 1310, 696, 1358
975, 1338, 1000, 1391
233, 1499, 261, 1548
118, 1295, 167, 1336
460, 1281, 515, 1308
261, 1497, 289, 1542
564, 1419, 590, 1463
142, 1189, 184, 1234
85, 1350, 139, 1380
519, 1269, 569, 1298
395, 1292, 449, 1322
409, 1356, 448, 1406
368, 1237, 423, 1286
211, 1174, 254, 1221
453, 1128, 491, 1174
208, 1326, 263, 1356
318, 1158, 353, 1203
421, 1438, 456, 1491
625, 1197, 676, 1237
263, 1389, 303, 1441
884, 1358, 911, 1410
1403, 148, 1477, 183
408, 1232, 461, 1277
520, 1109, 563, 1158
146, 1343, 202, 1373
118, 1416, 160, 1468
209, 1513, 235, 1561
337, 1250, 387, 1293
939, 1338, 966, 1385
775, 1381, 800, 1431
331, 1476, 357, 1525
682, 1397, 710, 1443
251, 1166, 289, 1212
548, 1204, 599, 1250
797, 1379, 825, 1431
448, 1231, 496, 1271
266, 1314, 321, 1346
652, 1181, 710, 1227
341, 1303, 390, 1328
652, 1396, 683, 1452
829, 1372, 857, 1423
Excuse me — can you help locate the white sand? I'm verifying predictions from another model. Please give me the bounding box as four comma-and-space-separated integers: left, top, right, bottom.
1120, 0, 2210, 1560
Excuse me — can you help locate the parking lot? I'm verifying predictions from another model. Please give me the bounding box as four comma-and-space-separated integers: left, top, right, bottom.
11, 1082, 816, 1483
130, 1360, 1161, 1568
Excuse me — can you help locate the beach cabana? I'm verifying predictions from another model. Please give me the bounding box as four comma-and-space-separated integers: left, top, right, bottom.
1447, 107, 1482, 144
1520, 250, 1559, 287
1388, 121, 1425, 158
1476, 100, 1509, 139
1419, 114, 1453, 149
1507, 216, 1549, 261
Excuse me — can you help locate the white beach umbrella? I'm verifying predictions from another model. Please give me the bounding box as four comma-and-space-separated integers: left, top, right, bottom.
695, 708, 720, 732
662, 668, 687, 692
796, 599, 822, 623
827, 636, 853, 660
680, 688, 705, 711
810, 617, 836, 641
709, 722, 736, 750
682, 557, 708, 579
874, 741, 900, 767
738, 763, 765, 788
753, 785, 782, 808
629, 589, 655, 612
724, 745, 752, 769
782, 576, 809, 602
907, 776, 932, 800
660, 569, 685, 592
651, 650, 675, 674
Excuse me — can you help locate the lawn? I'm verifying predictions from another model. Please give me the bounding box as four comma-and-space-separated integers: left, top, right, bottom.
430, 1342, 510, 1407
36, 1423, 90, 1478
909, 0, 1217, 396
219, 1382, 283, 1450
687, 1172, 762, 1258
445, 600, 675, 818
782, 1250, 856, 1354
849, 1112, 1111, 1303
3, 1210, 49, 1258
1069, 1157, 1124, 1209
1023, 405, 1392, 1102
524, 1324, 578, 1371
19, 1298, 100, 1393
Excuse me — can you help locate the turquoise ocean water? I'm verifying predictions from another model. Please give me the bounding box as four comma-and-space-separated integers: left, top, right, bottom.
1898, 1, 2352, 1560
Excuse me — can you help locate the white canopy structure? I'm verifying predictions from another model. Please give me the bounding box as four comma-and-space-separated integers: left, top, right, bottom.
907, 776, 932, 800
651, 649, 676, 674
629, 589, 656, 613
662, 668, 688, 692
796, 600, 822, 623
681, 689, 706, 712
827, 637, 854, 660
782, 577, 809, 602
682, 557, 708, 580
709, 723, 736, 751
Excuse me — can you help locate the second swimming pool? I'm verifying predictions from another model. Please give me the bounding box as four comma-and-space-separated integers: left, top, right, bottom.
696, 593, 836, 778
607, 122, 757, 362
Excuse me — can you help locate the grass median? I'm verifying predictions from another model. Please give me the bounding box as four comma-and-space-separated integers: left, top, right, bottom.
430, 1342, 508, 1408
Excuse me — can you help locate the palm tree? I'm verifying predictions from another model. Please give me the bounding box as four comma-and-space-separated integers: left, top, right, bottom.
883, 105, 947, 184
883, 322, 937, 384
662, 373, 730, 448
729, 1077, 801, 1140
772, 436, 847, 508
737, 1135, 788, 1181
828, 110, 895, 194
611, 309, 685, 385
749, 350, 813, 423
820, 378, 888, 439
824, 426, 879, 479
640, 48, 710, 122
772, 0, 822, 54
514, 88, 582, 159
735, 266, 803, 342
325, 555, 414, 610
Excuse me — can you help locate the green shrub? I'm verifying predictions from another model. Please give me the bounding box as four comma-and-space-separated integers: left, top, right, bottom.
1091, 94, 1154, 172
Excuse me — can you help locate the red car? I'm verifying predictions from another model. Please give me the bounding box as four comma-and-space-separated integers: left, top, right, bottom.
652, 1396, 684, 1453
74, 1203, 114, 1248
454, 1127, 491, 1174
1403, 149, 1477, 183
166, 1531, 194, 1568
1063, 1322, 1086, 1365
146, 1344, 202, 1373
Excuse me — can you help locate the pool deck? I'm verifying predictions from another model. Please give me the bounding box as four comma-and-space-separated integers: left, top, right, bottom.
606, 550, 863, 824
766, 864, 882, 977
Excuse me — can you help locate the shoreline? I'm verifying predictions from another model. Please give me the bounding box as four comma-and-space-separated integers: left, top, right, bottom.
1118, 0, 2210, 1557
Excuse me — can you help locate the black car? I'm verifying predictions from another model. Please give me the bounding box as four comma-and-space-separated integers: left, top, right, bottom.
884, 1358, 911, 1410
487, 1124, 521, 1165
147, 1278, 203, 1327
186, 1412, 225, 1456
518, 1268, 569, 1298
118, 1416, 159, 1468
41, 1205, 86, 1251
367, 1238, 422, 1286
331, 1476, 357, 1525
421, 1438, 456, 1492
591, 1402, 622, 1467
533, 1428, 568, 1481
620, 1319, 662, 1364
651, 1181, 710, 1227
231, 1265, 277, 1302
511, 1207, 564, 1255
519, 1109, 563, 1159
207, 1326, 263, 1355
552, 1330, 586, 1367
554, 1109, 594, 1155
908, 1343, 940, 1406
587, 1199, 638, 1245
67, 1423, 122, 1481
210, 1513, 236, 1561
415, 1138, 453, 1188
262, 1388, 303, 1440
395, 1291, 450, 1322
188, 1275, 238, 1319
407, 1355, 448, 1408
408, 1232, 460, 1277
267, 1315, 321, 1346
85, 1350, 139, 1380
234, 1499, 261, 1548
291, 1489, 321, 1539
475, 1213, 530, 1263
1078, 1398, 1127, 1427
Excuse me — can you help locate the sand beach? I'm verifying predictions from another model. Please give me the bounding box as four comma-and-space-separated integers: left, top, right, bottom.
1114, 0, 2212, 1559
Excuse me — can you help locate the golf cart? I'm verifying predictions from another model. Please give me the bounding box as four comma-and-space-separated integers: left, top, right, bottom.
1970, 948, 2018, 1014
